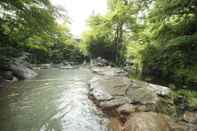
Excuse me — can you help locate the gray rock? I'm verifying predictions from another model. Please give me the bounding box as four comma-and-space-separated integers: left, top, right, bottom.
116, 104, 136, 114
126, 80, 171, 104
10, 64, 37, 80
125, 80, 175, 115
91, 66, 128, 76
146, 82, 171, 96
0, 76, 17, 88
89, 69, 173, 115
89, 77, 113, 101
99, 96, 131, 109
126, 86, 159, 104
130, 80, 171, 96
89, 76, 131, 109
89, 86, 113, 101
2, 71, 13, 80
89, 76, 130, 97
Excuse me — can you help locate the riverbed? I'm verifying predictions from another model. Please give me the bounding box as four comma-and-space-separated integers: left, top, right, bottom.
0, 66, 109, 131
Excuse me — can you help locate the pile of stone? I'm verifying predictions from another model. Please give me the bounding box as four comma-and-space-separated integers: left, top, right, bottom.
88, 66, 197, 131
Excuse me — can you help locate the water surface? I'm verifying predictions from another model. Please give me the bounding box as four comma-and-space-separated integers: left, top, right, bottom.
0, 66, 108, 131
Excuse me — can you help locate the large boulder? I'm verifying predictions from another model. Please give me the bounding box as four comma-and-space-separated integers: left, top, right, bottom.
0, 71, 14, 80
128, 79, 171, 97
124, 112, 171, 131
126, 80, 175, 115
99, 96, 131, 109
89, 76, 131, 97
89, 76, 131, 107
89, 75, 174, 114
126, 86, 159, 105
89, 67, 196, 131
89, 76, 131, 109
0, 76, 18, 88
10, 63, 37, 80
89, 77, 113, 101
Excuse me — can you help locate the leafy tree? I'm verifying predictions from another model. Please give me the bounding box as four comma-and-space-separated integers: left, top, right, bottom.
81, 0, 139, 65
0, 0, 57, 62
140, 0, 197, 88
0, 0, 83, 65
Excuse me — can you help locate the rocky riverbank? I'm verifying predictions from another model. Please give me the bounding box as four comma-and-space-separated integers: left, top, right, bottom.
0, 58, 81, 88
0, 59, 37, 88
88, 66, 197, 131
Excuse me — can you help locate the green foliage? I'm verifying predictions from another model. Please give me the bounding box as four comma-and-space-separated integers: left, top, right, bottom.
175, 89, 197, 109
139, 0, 197, 89
80, 0, 139, 65
0, 0, 55, 63
0, 0, 83, 65
142, 34, 197, 88
80, 15, 114, 60
126, 42, 145, 75
50, 40, 83, 64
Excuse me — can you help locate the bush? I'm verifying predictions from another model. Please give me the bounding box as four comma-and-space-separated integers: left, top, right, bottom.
141, 34, 197, 89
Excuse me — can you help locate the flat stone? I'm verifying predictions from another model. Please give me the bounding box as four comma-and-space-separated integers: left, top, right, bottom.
116, 104, 136, 114
126, 87, 159, 104
90, 76, 131, 97
99, 96, 131, 109
91, 66, 128, 76
89, 87, 113, 101
89, 77, 113, 101
130, 80, 171, 96
126, 80, 171, 105
146, 83, 171, 96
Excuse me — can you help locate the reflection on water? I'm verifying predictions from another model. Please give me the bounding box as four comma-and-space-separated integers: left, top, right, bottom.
0, 67, 109, 131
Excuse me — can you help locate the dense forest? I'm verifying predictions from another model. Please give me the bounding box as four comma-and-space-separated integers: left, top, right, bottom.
81, 0, 197, 88
79, 0, 197, 107
0, 0, 83, 65
0, 0, 197, 108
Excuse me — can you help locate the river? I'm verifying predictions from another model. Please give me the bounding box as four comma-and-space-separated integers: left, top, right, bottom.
0, 66, 109, 131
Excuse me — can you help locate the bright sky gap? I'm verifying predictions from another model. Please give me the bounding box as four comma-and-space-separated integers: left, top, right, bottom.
51, 0, 107, 37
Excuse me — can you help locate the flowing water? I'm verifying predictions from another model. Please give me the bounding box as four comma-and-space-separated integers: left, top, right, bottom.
0, 66, 109, 131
